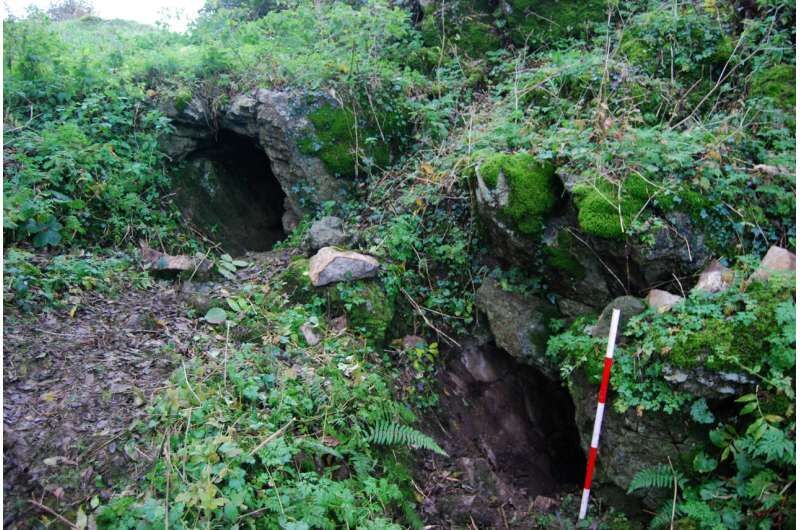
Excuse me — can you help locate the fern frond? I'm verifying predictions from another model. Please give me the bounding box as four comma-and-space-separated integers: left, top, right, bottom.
648, 501, 677, 530
366, 422, 447, 456
628, 464, 675, 493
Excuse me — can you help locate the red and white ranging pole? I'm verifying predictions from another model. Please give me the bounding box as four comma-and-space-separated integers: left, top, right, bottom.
578, 308, 621, 520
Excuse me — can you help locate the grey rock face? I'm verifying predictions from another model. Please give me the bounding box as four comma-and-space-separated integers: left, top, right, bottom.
662, 365, 755, 399
475, 277, 557, 377
308, 247, 379, 287
591, 295, 646, 338
569, 370, 701, 508
162, 90, 352, 232
306, 216, 348, 252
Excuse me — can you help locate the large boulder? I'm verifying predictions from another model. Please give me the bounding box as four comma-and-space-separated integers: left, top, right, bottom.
475, 277, 557, 377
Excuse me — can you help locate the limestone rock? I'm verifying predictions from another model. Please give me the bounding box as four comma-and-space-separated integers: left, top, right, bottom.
750, 246, 795, 282
162, 89, 352, 228
306, 216, 348, 252
475, 277, 557, 377
591, 296, 646, 338
645, 289, 683, 313
308, 247, 379, 287
662, 365, 754, 399
140, 241, 212, 277
693, 260, 733, 293
568, 369, 701, 508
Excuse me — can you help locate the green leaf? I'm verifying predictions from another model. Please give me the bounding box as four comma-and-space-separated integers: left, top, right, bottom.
32, 228, 62, 248
693, 451, 718, 473
204, 307, 227, 324
690, 398, 715, 424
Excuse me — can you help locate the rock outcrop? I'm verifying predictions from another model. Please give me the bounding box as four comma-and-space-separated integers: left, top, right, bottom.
475, 277, 557, 377
162, 90, 352, 230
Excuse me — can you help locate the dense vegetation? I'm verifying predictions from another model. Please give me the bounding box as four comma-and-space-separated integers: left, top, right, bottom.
3, 0, 795, 528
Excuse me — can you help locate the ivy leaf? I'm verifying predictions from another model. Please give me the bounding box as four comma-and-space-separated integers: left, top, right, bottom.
690, 398, 715, 424
693, 451, 718, 473
204, 307, 227, 325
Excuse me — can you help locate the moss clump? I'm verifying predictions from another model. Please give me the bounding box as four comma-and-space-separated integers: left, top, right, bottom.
330, 280, 396, 345
298, 105, 358, 178
298, 104, 393, 178
477, 152, 558, 235
420, 1, 502, 59
173, 87, 193, 112
504, 0, 607, 47
277, 257, 315, 304
572, 174, 652, 239
276, 258, 395, 344
544, 231, 586, 280
667, 275, 795, 370
750, 64, 796, 110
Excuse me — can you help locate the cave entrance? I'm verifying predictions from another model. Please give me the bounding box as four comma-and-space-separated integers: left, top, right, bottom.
174, 129, 287, 256
421, 340, 585, 526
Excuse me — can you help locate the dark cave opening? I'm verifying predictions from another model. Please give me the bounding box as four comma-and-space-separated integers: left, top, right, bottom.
425, 339, 586, 525
174, 129, 287, 256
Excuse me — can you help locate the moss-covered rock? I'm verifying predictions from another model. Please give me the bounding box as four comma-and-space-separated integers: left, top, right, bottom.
276, 257, 395, 344
572, 174, 652, 239
750, 63, 796, 110
330, 280, 396, 345
476, 152, 558, 236
297, 104, 394, 179
502, 0, 607, 47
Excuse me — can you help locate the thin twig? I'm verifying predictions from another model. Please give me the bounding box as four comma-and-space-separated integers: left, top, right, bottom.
28, 499, 78, 529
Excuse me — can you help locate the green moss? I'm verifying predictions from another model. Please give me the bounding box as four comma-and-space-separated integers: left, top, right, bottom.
504, 0, 607, 47
420, 1, 502, 59
278, 257, 315, 303
298, 104, 396, 178
750, 64, 796, 110
298, 105, 358, 178
545, 246, 585, 280
544, 231, 586, 280
573, 174, 652, 239
173, 87, 193, 112
668, 275, 794, 370
276, 258, 395, 344
477, 152, 558, 235
330, 280, 396, 345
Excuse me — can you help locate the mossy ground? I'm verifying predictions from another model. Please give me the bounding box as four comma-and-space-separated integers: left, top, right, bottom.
750, 64, 796, 110
477, 152, 558, 235
504, 0, 607, 46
